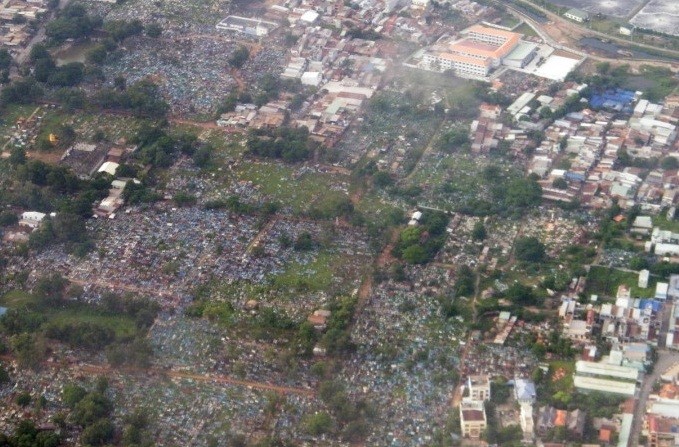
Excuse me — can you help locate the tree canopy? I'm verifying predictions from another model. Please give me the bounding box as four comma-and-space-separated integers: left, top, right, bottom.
514, 236, 546, 263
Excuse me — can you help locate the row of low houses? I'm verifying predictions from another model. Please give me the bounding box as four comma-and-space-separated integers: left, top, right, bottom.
521, 89, 679, 211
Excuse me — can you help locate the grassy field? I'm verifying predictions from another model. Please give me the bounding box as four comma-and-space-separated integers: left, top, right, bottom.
622, 66, 679, 102
1, 290, 138, 339
271, 251, 364, 295
408, 152, 481, 190
651, 213, 679, 233
390, 67, 477, 99
203, 130, 247, 159
198, 248, 370, 327
354, 191, 404, 226
0, 290, 40, 308
235, 162, 350, 214
497, 15, 521, 29
74, 113, 148, 143
48, 307, 138, 338
549, 360, 574, 395
0, 104, 39, 136
586, 265, 656, 299
514, 22, 538, 38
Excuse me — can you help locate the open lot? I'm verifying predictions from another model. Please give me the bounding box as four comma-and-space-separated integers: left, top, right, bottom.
630, 0, 679, 36
547, 0, 644, 18
586, 265, 657, 299
534, 54, 583, 81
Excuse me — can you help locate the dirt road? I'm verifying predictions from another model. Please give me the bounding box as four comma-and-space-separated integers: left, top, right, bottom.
1, 354, 315, 397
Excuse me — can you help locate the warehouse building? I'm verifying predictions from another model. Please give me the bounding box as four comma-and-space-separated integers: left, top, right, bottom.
573, 360, 639, 396
216, 16, 278, 37
503, 41, 538, 68
564, 8, 589, 23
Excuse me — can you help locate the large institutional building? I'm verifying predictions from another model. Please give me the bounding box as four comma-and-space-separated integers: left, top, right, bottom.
422, 25, 524, 77
460, 399, 487, 439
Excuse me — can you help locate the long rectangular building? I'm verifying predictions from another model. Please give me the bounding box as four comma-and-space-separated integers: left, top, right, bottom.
573, 375, 637, 396
422, 25, 520, 78
422, 51, 491, 77
575, 360, 640, 381
463, 24, 521, 58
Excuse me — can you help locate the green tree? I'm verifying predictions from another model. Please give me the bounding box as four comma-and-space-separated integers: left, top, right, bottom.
228, 46, 250, 69
34, 272, 68, 304
454, 265, 475, 297
173, 192, 197, 207
55, 87, 85, 111
505, 282, 538, 305
505, 177, 542, 209
0, 364, 10, 384
71, 392, 113, 426
145, 22, 162, 37
294, 232, 314, 251
11, 333, 47, 370
104, 19, 143, 42
46, 5, 101, 43
514, 237, 546, 262
80, 419, 114, 445
552, 177, 568, 189
303, 412, 333, 436
0, 49, 12, 70
471, 221, 486, 241
539, 106, 553, 119
1, 78, 43, 105
0, 211, 18, 227
8, 146, 26, 165
437, 128, 469, 152
402, 245, 428, 264
629, 256, 650, 271
661, 156, 679, 170
86, 44, 108, 65
47, 62, 84, 87
490, 380, 510, 404
193, 145, 212, 168
29, 44, 50, 62
373, 171, 393, 188
15, 391, 31, 407
62, 383, 87, 408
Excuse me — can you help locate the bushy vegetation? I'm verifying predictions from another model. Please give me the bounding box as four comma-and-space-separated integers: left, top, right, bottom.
246, 126, 316, 162
0, 282, 158, 369
514, 237, 546, 263
0, 420, 61, 447
46, 4, 101, 43
316, 379, 377, 442
448, 166, 543, 218
92, 79, 168, 118
29, 45, 86, 87
228, 46, 250, 69
393, 211, 449, 264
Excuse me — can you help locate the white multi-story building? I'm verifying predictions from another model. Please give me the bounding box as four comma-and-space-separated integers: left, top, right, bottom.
467, 375, 491, 401
460, 399, 487, 439
422, 51, 491, 77
421, 25, 520, 78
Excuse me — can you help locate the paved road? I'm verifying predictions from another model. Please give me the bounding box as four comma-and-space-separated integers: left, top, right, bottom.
629, 350, 679, 446
15, 0, 72, 66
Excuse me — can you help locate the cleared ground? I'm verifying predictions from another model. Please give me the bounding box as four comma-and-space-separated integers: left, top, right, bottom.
548, 0, 644, 18
630, 0, 679, 37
